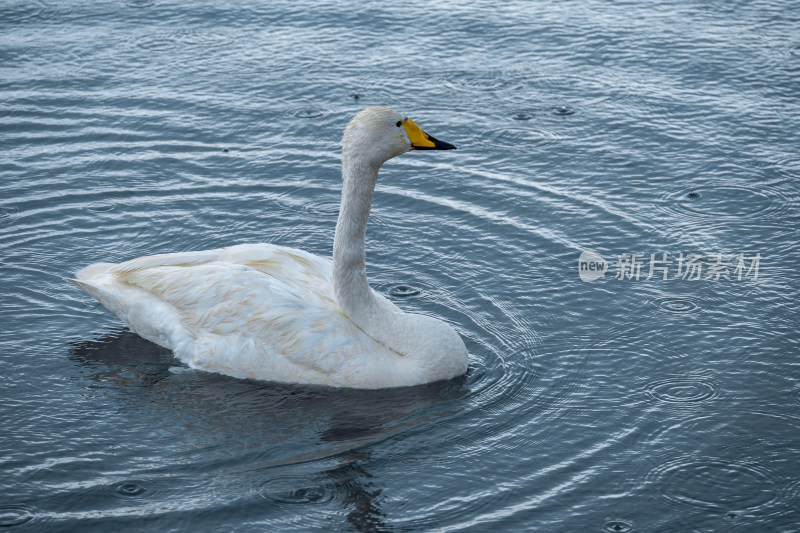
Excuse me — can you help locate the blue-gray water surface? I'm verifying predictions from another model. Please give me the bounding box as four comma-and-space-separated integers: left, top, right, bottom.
2, 1, 799, 531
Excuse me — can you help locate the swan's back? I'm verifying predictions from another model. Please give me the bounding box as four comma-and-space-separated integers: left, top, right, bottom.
70, 244, 412, 388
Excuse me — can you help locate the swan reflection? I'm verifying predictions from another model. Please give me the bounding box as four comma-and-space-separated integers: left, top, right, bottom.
68, 328, 467, 532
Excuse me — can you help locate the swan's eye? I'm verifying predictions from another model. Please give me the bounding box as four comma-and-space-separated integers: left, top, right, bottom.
395, 120, 402, 127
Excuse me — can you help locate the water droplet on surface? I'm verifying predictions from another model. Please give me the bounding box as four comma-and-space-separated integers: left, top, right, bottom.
257, 476, 334, 505
662, 183, 780, 219
512, 112, 532, 121
552, 105, 575, 116
115, 481, 146, 497
295, 109, 323, 119
603, 519, 634, 533
388, 285, 421, 297
656, 297, 698, 313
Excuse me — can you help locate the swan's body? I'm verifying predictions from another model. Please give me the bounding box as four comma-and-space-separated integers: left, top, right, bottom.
70, 107, 468, 389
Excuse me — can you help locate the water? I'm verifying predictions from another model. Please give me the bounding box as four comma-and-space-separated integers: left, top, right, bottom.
2, 0, 799, 531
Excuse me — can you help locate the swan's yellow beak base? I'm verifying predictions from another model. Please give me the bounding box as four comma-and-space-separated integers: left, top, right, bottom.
403, 118, 457, 150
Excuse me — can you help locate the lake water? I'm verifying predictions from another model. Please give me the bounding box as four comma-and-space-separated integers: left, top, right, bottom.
2, 0, 799, 531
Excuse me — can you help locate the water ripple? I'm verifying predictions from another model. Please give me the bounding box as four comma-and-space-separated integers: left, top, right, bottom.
371, 277, 436, 302
0, 505, 36, 528
602, 519, 635, 533
0, 208, 18, 227
2, 1, 798, 531
294, 109, 325, 119
124, 0, 156, 7
255, 475, 336, 505
551, 105, 576, 116
654, 296, 699, 313
387, 284, 421, 298
640, 411, 800, 525
85, 202, 117, 213
646, 457, 777, 512
115, 481, 147, 497
107, 479, 161, 501
300, 199, 340, 217
126, 29, 236, 52
471, 126, 564, 152
440, 69, 528, 98
591, 321, 691, 362
644, 376, 717, 404
526, 74, 634, 107
658, 181, 796, 223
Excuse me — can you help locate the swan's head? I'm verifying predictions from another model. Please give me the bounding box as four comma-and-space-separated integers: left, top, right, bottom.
342, 106, 456, 165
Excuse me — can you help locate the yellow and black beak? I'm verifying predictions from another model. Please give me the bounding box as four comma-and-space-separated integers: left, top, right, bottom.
402, 118, 457, 150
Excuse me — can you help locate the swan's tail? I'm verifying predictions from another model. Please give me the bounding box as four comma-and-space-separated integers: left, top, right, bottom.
66, 262, 192, 358
66, 262, 116, 300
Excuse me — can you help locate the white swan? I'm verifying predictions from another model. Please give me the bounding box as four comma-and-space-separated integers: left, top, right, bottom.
69, 106, 469, 389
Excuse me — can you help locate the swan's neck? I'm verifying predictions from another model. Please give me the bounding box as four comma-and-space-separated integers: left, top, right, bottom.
333, 156, 381, 327
331, 151, 468, 380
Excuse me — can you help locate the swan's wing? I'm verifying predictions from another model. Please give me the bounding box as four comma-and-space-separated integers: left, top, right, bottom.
80, 244, 382, 384
111, 243, 333, 300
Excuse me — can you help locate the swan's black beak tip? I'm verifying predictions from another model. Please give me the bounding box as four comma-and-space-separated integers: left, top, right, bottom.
403, 118, 456, 150
416, 133, 456, 150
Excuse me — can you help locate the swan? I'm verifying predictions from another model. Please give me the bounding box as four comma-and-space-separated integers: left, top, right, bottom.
69, 106, 469, 389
